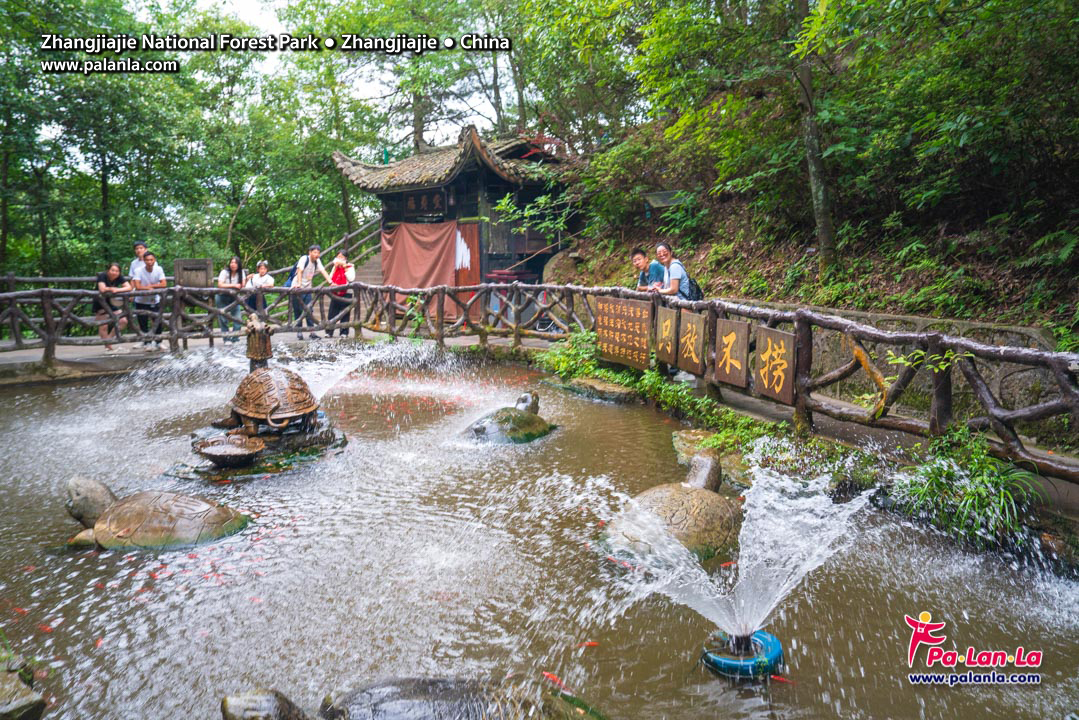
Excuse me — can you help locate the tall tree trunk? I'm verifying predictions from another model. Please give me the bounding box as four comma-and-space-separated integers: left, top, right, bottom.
794, 0, 836, 277
510, 53, 527, 134
100, 152, 111, 254
1, 106, 11, 268
412, 91, 426, 152
34, 167, 47, 272
330, 85, 356, 233
491, 54, 505, 134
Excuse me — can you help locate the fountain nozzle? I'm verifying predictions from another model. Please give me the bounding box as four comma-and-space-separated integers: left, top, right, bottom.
728, 634, 753, 656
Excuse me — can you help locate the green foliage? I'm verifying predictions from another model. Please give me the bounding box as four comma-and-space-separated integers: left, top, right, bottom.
893, 427, 1044, 549
658, 192, 709, 249
534, 329, 599, 380
402, 295, 426, 338
886, 348, 973, 373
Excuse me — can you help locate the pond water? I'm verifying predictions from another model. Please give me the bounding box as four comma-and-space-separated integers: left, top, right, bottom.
0, 342, 1076, 719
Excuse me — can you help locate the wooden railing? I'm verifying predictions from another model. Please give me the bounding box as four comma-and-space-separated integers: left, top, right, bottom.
2, 280, 1077, 481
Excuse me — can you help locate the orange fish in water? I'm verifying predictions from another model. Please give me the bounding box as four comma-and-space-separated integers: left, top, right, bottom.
541, 672, 567, 690
770, 675, 794, 684
94, 637, 105, 649
576, 641, 599, 648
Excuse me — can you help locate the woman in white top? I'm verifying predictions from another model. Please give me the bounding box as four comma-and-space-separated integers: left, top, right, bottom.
245, 260, 274, 312
216, 256, 246, 342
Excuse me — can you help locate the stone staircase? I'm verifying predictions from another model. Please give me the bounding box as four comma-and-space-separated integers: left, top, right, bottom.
355, 251, 382, 285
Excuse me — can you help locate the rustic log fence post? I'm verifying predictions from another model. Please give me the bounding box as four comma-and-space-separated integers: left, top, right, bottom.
40, 288, 57, 366
435, 287, 445, 348
6, 273, 23, 348
703, 303, 723, 403
928, 334, 953, 435
793, 310, 814, 434
511, 282, 522, 349
169, 289, 183, 353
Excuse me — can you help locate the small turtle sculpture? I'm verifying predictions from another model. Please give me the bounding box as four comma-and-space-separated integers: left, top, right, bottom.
222, 366, 320, 436
465, 391, 553, 444
215, 314, 320, 436
221, 677, 602, 720
65, 476, 249, 550
607, 483, 743, 562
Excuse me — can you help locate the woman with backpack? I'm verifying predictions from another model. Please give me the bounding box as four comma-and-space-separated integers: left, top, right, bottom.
652, 242, 701, 301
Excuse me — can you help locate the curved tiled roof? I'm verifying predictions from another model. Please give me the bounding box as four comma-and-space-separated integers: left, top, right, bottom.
333, 126, 556, 193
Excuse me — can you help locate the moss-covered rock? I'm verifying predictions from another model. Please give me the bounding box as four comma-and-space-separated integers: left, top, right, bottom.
566, 377, 640, 403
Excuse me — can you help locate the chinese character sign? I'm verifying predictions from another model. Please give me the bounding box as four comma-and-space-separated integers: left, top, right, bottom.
677, 310, 706, 376
714, 319, 750, 387
596, 297, 652, 370
755, 326, 796, 405
403, 191, 445, 217
655, 306, 678, 366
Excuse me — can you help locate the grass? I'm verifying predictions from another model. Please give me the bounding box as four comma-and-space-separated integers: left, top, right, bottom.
890, 426, 1045, 549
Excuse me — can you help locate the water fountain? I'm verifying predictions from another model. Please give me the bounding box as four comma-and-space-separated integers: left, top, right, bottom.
194, 315, 340, 469
606, 437, 872, 680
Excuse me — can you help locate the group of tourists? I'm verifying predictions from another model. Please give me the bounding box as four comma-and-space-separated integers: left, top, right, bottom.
93, 242, 167, 351
630, 242, 701, 301
93, 242, 357, 351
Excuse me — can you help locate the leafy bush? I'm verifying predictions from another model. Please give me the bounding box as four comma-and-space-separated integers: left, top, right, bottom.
892, 426, 1043, 549
535, 329, 599, 380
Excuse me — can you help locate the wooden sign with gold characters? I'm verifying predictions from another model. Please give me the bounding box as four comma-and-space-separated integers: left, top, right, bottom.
714, 319, 750, 387
655, 306, 678, 366
677, 310, 706, 375
595, 297, 652, 370
755, 326, 796, 405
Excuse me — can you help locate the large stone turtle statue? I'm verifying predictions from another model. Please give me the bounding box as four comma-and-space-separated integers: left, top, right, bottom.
465, 391, 553, 444
65, 476, 249, 550
607, 456, 743, 562
220, 677, 603, 720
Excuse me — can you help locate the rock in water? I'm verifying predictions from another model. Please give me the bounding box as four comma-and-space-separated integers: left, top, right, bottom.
608, 484, 743, 561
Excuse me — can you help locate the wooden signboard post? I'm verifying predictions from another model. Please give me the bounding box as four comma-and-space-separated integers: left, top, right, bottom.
173, 259, 213, 288
677, 310, 706, 376
756, 326, 796, 405
655, 306, 678, 366
714, 319, 750, 387
596, 297, 652, 370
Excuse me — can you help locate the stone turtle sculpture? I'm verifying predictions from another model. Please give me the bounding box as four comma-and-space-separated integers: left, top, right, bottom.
607, 483, 743, 562
465, 391, 553, 444
220, 677, 602, 720
65, 476, 249, 550
221, 366, 320, 436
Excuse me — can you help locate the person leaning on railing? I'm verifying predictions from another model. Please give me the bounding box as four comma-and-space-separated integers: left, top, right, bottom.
215, 256, 246, 343
94, 262, 131, 351
245, 260, 274, 312
131, 251, 167, 351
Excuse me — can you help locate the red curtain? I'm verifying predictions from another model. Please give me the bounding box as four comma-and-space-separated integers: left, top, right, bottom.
381, 220, 462, 319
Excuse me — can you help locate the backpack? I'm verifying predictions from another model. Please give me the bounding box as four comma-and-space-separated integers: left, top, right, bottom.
283, 255, 309, 288
672, 260, 704, 301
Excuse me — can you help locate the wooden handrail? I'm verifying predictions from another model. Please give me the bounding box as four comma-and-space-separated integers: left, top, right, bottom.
0, 280, 1075, 481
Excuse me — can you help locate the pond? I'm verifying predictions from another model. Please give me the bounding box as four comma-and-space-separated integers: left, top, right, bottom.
0, 342, 1076, 719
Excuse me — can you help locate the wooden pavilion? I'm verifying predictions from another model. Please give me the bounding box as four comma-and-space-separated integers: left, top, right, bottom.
332, 126, 563, 292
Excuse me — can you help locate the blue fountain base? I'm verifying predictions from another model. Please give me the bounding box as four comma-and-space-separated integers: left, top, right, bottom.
702, 631, 783, 679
